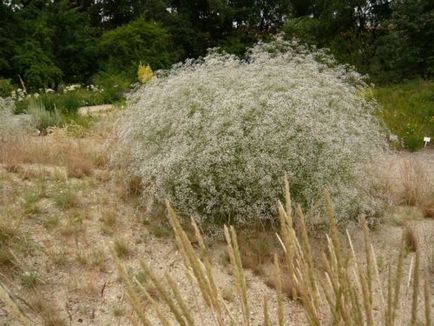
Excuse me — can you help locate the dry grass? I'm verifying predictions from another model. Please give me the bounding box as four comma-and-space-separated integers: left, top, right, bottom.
375, 155, 434, 219
399, 158, 434, 220
115, 178, 433, 325
0, 128, 104, 179
114, 239, 130, 258
0, 284, 31, 325
1, 115, 432, 325
422, 199, 434, 219
238, 230, 298, 299
28, 293, 66, 326
403, 225, 418, 252
399, 158, 432, 208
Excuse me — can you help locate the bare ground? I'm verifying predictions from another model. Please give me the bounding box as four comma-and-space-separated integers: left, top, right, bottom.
0, 114, 433, 325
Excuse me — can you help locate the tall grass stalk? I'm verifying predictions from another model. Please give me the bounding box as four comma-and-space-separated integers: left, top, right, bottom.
0, 284, 30, 325
114, 178, 429, 325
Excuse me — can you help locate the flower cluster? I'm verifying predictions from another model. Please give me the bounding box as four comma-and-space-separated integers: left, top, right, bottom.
10, 88, 26, 101
63, 84, 81, 92
9, 84, 105, 101
86, 84, 104, 93
113, 38, 387, 226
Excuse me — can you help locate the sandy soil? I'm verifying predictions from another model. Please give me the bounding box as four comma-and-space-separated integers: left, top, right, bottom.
0, 114, 433, 325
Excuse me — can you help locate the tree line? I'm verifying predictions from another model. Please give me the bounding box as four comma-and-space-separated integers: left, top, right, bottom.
1, 0, 433, 91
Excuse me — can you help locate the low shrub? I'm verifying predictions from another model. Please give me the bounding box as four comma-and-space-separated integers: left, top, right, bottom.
113, 38, 387, 226
0, 79, 15, 98
92, 72, 131, 103
27, 99, 63, 131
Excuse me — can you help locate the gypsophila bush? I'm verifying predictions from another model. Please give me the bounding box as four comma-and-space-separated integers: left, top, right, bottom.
113, 38, 387, 226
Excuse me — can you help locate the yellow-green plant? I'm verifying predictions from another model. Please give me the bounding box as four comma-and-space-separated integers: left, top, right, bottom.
137, 63, 153, 84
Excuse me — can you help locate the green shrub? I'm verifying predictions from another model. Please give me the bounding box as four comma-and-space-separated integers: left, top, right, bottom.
27, 99, 63, 131
92, 73, 131, 103
12, 41, 62, 91
97, 19, 175, 78
113, 38, 387, 227
0, 79, 14, 98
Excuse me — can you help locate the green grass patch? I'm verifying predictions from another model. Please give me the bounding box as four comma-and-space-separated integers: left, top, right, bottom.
374, 79, 434, 151
15, 88, 107, 115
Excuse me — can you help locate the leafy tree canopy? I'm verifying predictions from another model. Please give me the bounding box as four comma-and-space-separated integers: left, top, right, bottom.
0, 0, 432, 89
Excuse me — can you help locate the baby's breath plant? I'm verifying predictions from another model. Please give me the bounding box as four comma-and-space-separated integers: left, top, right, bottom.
113, 38, 387, 226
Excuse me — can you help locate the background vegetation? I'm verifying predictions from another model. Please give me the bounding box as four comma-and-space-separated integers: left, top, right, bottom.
1, 0, 433, 91
1, 0, 433, 149
374, 80, 434, 151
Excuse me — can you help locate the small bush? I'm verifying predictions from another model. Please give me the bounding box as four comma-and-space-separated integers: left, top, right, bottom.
27, 99, 63, 131
0, 79, 15, 98
96, 19, 175, 77
92, 72, 131, 103
403, 224, 418, 252
114, 239, 130, 258
113, 38, 387, 226
53, 186, 78, 209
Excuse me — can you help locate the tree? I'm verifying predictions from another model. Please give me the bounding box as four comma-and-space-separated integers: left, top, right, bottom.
375, 0, 434, 81
96, 18, 175, 77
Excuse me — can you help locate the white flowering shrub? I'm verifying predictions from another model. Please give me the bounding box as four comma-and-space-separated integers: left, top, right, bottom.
113, 39, 387, 226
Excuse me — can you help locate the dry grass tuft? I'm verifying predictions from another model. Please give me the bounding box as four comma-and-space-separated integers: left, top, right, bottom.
114, 239, 131, 258
0, 284, 30, 325
399, 159, 429, 206
403, 225, 418, 252
66, 154, 94, 178
4, 163, 22, 173
0, 221, 31, 270
422, 198, 434, 219
375, 155, 434, 220
397, 158, 434, 219
28, 293, 66, 326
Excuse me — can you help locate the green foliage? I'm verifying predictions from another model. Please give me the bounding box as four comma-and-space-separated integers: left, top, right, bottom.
13, 41, 63, 91
92, 73, 131, 103
0, 79, 14, 98
283, 17, 322, 45
15, 88, 106, 115
374, 80, 434, 151
97, 19, 175, 77
218, 31, 257, 56
22, 90, 98, 132
283, 0, 433, 85
27, 99, 63, 131
1, 0, 433, 89
375, 0, 434, 82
